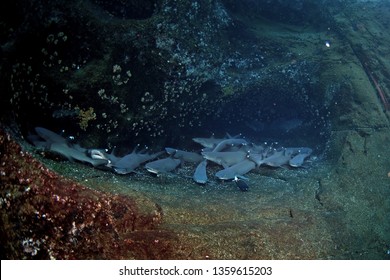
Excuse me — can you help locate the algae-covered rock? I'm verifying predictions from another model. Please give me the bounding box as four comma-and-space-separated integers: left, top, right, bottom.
0, 129, 175, 259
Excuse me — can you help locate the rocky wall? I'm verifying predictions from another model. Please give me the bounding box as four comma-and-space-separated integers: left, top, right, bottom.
0, 128, 177, 259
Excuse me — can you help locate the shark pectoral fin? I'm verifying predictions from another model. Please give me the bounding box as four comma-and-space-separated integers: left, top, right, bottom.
236, 175, 249, 181
221, 161, 229, 169
113, 167, 131, 175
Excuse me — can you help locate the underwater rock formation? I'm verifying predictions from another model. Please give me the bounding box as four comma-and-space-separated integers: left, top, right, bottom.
0, 0, 331, 150
0, 128, 175, 259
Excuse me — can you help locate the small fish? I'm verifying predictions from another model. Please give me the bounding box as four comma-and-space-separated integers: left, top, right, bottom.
234, 176, 249, 192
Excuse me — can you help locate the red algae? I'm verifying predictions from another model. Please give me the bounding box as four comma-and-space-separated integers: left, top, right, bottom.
0, 129, 175, 259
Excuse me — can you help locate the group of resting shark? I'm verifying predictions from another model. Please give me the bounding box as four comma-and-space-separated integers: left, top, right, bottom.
28, 127, 313, 188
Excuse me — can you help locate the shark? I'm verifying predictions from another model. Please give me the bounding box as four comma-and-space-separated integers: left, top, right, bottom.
248, 147, 312, 168
111, 147, 164, 174
211, 138, 248, 152
89, 148, 125, 168
29, 127, 314, 184
289, 148, 313, 167
34, 127, 68, 144
165, 147, 203, 163
192, 133, 242, 149
250, 147, 297, 168
48, 142, 108, 167
145, 157, 181, 175
215, 159, 256, 180
30, 127, 108, 167
192, 135, 226, 149
262, 148, 295, 167
201, 150, 248, 168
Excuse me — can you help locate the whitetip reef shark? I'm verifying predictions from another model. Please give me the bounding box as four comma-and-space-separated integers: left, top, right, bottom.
201, 150, 248, 169
165, 147, 203, 163
30, 127, 108, 167
145, 157, 181, 175
110, 147, 164, 174
29, 127, 314, 186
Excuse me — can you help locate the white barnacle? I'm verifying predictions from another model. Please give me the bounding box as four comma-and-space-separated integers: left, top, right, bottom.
113, 64, 122, 73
